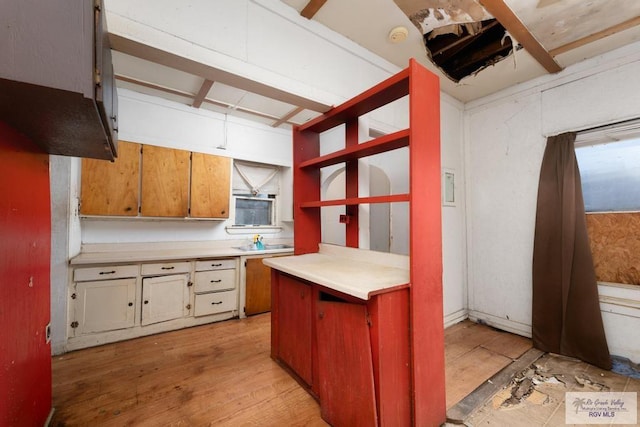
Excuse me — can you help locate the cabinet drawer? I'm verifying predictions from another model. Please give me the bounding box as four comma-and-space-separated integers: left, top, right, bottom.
141, 261, 191, 276
195, 259, 236, 271
74, 265, 138, 282
194, 269, 236, 293
194, 290, 237, 317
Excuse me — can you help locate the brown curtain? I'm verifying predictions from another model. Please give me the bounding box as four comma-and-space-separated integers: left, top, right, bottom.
532, 132, 611, 370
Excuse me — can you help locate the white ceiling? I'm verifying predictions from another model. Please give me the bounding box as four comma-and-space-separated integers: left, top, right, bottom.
109, 0, 640, 129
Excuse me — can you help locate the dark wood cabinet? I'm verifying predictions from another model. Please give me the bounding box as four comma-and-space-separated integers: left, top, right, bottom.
0, 0, 118, 160
244, 257, 272, 316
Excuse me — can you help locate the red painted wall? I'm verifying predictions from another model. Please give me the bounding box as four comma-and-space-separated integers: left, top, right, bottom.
0, 121, 52, 426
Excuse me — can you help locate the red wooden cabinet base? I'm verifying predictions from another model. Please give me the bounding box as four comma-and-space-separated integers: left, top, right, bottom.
271, 271, 411, 426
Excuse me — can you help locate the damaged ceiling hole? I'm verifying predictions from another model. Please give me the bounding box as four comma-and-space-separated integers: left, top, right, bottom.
422, 18, 520, 82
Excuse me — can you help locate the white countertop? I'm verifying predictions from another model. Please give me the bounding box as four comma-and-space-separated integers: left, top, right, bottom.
70, 240, 293, 265
263, 244, 410, 300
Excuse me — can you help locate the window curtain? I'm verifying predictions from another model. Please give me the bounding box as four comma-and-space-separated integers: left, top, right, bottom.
532, 132, 611, 370
232, 161, 280, 195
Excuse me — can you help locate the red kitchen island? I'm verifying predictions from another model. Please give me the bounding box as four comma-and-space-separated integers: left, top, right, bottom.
267, 60, 445, 426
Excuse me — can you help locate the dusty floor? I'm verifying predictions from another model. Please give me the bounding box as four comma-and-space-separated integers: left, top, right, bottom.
462, 353, 640, 426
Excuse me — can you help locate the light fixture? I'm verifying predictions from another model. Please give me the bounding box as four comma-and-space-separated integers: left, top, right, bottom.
388, 26, 409, 43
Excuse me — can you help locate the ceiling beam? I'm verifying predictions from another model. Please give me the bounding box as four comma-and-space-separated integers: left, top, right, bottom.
550, 16, 640, 57
479, 0, 562, 73
115, 74, 194, 99
192, 79, 214, 108
301, 0, 327, 19
115, 74, 300, 126
109, 33, 332, 113
272, 106, 305, 128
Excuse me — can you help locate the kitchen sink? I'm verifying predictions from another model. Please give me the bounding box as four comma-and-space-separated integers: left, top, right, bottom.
234, 244, 294, 251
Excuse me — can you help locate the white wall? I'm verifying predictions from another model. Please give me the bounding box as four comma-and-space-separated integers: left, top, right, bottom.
465, 42, 640, 362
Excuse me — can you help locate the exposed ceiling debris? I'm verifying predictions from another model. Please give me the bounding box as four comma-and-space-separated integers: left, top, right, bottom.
424, 18, 520, 82
394, 0, 521, 82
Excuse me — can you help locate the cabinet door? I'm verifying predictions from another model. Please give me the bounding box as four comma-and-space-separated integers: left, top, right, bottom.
278, 275, 312, 385
190, 153, 230, 218
73, 278, 136, 334
245, 257, 272, 316
141, 145, 190, 217
141, 274, 189, 326
80, 141, 140, 216
316, 300, 377, 427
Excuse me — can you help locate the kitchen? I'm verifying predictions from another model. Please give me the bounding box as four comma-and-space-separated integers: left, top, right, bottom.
3, 0, 640, 426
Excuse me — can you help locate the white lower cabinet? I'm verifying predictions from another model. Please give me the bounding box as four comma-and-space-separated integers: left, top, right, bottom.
73, 278, 136, 334
194, 290, 237, 317
193, 258, 238, 317
69, 257, 239, 350
141, 273, 190, 326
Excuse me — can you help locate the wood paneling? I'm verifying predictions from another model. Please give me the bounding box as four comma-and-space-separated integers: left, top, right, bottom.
316, 300, 378, 426
80, 141, 140, 216
0, 122, 52, 426
141, 145, 189, 217
52, 314, 328, 426
245, 257, 272, 316
51, 315, 530, 425
277, 275, 313, 386
586, 212, 640, 285
190, 153, 230, 218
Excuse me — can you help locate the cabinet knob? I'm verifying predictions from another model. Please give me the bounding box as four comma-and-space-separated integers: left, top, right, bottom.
186, 304, 192, 310
128, 302, 133, 307
144, 300, 149, 304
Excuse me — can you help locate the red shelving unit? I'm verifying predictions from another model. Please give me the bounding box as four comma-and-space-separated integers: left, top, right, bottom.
282, 59, 445, 425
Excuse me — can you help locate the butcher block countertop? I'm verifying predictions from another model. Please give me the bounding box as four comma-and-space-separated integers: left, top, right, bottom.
70, 240, 294, 265
263, 243, 410, 300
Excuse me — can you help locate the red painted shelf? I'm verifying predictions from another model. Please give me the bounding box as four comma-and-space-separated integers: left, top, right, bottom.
299, 194, 410, 208
298, 129, 410, 169
298, 68, 410, 134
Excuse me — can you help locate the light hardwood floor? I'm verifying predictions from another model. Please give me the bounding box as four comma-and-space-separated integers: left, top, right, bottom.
51, 315, 531, 426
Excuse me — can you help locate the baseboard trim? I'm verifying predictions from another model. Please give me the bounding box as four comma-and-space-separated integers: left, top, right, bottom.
467, 310, 532, 338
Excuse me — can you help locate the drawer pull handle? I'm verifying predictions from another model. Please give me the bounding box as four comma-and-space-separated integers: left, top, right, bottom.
99, 270, 116, 275
211, 301, 223, 305
161, 266, 175, 270
211, 263, 223, 267
210, 279, 222, 283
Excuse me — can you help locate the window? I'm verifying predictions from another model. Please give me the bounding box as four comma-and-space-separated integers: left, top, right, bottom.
575, 137, 640, 212
234, 195, 274, 226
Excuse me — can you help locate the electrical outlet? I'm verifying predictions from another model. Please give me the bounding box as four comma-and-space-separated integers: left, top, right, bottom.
45, 323, 51, 344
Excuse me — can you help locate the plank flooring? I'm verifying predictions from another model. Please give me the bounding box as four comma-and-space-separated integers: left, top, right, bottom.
51, 315, 531, 426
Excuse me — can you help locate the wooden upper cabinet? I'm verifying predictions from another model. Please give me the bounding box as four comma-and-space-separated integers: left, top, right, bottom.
190, 153, 230, 218
81, 141, 231, 219
141, 145, 190, 217
80, 141, 140, 216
